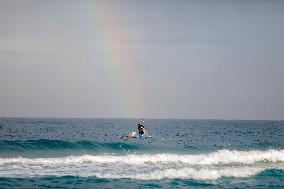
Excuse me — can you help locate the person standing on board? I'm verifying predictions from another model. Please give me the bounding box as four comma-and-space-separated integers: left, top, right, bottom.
138, 119, 148, 138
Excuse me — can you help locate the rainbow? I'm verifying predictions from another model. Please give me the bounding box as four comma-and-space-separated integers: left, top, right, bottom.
88, 1, 145, 118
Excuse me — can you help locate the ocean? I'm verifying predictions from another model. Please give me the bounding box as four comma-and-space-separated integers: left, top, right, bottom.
0, 118, 283, 188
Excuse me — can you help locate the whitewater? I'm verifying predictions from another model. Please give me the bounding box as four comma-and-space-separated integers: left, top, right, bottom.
1, 150, 284, 180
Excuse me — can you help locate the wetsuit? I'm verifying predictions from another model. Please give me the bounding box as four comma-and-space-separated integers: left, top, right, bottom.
138, 124, 145, 135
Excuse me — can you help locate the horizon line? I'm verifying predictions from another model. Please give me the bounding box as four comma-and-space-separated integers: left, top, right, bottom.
0, 116, 283, 122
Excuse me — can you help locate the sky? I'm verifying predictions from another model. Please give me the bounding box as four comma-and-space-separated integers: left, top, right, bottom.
0, 0, 283, 120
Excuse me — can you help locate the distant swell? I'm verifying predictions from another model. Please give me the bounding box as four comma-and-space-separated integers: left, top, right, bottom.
0, 139, 144, 153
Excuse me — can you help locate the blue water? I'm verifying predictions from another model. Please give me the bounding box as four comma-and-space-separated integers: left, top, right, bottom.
0, 118, 283, 188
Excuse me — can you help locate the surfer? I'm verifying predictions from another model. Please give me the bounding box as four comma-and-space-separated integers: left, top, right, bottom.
120, 120, 150, 140
138, 120, 147, 138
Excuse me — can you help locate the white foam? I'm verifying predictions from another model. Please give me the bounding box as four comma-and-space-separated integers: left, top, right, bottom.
0, 164, 266, 180
1, 149, 283, 166
95, 167, 264, 180
0, 149, 283, 180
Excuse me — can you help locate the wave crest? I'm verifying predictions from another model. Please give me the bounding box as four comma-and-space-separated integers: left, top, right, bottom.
2, 149, 283, 165
0, 149, 284, 180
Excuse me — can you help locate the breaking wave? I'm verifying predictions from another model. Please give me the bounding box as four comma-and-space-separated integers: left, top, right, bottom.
0, 149, 283, 180
1, 149, 284, 165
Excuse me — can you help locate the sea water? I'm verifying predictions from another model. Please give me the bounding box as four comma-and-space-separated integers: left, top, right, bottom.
0, 118, 283, 188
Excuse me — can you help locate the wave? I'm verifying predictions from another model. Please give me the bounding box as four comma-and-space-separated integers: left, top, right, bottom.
95, 167, 266, 180
0, 149, 283, 180
1, 149, 283, 165
0, 139, 144, 153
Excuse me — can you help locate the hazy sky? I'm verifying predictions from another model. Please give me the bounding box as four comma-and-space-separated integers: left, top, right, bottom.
0, 0, 283, 119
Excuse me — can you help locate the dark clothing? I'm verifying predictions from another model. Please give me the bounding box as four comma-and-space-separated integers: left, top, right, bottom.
138, 124, 145, 135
